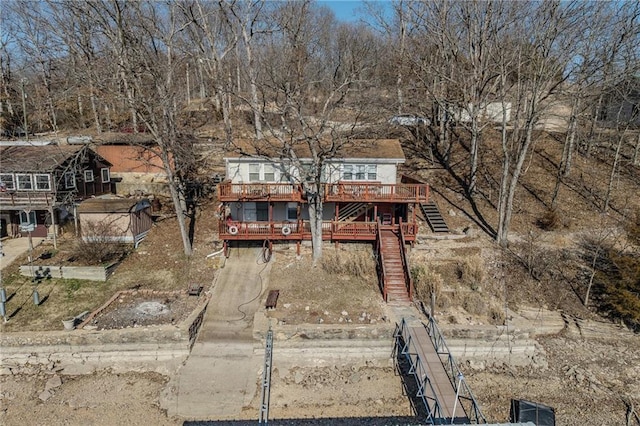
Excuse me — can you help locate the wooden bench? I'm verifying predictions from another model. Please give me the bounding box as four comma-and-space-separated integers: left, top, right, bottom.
265, 290, 279, 310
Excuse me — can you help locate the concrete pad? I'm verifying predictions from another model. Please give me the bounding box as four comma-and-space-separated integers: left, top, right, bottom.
168, 341, 261, 420
0, 237, 45, 271
162, 247, 271, 420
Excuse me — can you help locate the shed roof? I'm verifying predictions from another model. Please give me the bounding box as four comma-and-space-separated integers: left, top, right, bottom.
77, 197, 150, 213
0, 145, 110, 173
224, 138, 405, 161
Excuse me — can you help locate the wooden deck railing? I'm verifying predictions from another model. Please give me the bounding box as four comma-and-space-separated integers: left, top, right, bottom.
376, 219, 388, 302
217, 182, 429, 203
0, 191, 55, 208
398, 218, 414, 300
217, 182, 302, 201
324, 183, 429, 203
220, 219, 384, 241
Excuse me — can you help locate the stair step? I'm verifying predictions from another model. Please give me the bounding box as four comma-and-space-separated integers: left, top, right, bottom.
420, 201, 450, 233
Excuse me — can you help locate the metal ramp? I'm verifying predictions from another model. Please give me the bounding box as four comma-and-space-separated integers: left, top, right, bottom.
420, 201, 449, 233
394, 317, 485, 424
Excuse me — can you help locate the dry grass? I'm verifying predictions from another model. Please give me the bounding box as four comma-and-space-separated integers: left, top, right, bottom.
0, 200, 220, 332
411, 264, 443, 302
320, 247, 376, 279
267, 246, 385, 324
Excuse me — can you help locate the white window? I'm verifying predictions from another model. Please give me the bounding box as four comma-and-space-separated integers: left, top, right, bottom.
0, 174, 15, 191
286, 202, 298, 221
343, 165, 353, 180
367, 165, 377, 180
64, 172, 76, 189
249, 164, 260, 182
263, 164, 275, 182
101, 168, 110, 183
84, 170, 94, 182
248, 163, 278, 182
342, 164, 377, 181
19, 210, 37, 226
16, 174, 33, 190
34, 174, 51, 191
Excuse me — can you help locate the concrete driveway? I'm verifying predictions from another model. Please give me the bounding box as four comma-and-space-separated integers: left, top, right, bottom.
162, 246, 272, 421
0, 237, 46, 271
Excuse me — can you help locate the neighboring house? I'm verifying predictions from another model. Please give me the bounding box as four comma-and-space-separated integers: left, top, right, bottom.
95, 141, 170, 196
0, 144, 113, 238
218, 138, 431, 303
598, 81, 640, 126
77, 196, 153, 247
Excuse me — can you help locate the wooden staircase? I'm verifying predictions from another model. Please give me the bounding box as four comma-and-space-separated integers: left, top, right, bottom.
338, 202, 368, 222
378, 229, 411, 304
419, 201, 449, 233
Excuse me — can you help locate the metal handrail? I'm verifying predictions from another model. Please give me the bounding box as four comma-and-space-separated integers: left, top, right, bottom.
395, 318, 445, 423
424, 315, 487, 424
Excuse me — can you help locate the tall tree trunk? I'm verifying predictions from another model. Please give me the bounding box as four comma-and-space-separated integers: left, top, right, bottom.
306, 190, 323, 264
585, 93, 603, 156
604, 131, 625, 213
469, 121, 480, 195
552, 95, 580, 208
89, 79, 102, 133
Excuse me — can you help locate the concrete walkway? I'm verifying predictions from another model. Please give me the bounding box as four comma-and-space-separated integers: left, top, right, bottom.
162, 247, 272, 421
0, 237, 46, 271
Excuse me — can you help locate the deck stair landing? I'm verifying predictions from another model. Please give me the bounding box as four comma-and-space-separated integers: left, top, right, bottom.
420, 201, 449, 233
379, 229, 411, 304
338, 202, 368, 222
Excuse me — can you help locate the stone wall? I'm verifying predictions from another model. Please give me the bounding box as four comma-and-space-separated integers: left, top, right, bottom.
0, 297, 209, 376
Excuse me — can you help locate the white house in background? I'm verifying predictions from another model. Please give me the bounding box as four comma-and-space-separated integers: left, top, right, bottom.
217, 138, 430, 242
217, 137, 432, 304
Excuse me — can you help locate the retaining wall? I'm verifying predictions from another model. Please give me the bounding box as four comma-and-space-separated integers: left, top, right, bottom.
0, 296, 209, 376
19, 262, 119, 282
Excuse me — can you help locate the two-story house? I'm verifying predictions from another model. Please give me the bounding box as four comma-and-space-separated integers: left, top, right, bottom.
218, 138, 431, 303
0, 144, 113, 238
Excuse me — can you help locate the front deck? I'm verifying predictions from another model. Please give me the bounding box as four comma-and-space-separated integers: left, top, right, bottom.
220, 220, 419, 242
218, 182, 429, 203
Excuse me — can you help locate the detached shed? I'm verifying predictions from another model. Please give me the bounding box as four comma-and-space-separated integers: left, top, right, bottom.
78, 197, 153, 247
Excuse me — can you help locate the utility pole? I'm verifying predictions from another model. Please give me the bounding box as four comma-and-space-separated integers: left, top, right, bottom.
20, 78, 28, 141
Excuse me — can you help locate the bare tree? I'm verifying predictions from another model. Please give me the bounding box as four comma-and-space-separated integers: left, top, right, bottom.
494, 1, 587, 246
79, 0, 195, 256
179, 0, 238, 146
237, 1, 378, 262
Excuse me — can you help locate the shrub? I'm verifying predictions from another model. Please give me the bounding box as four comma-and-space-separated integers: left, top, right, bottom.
411, 264, 443, 302
456, 257, 485, 291
462, 292, 486, 316
537, 208, 563, 231
511, 232, 553, 281
71, 219, 130, 265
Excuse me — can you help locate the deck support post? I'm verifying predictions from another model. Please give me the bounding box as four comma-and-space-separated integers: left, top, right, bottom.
296, 241, 300, 256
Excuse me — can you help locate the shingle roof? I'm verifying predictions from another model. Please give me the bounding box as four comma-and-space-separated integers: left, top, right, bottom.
77, 197, 150, 213
225, 138, 405, 161
0, 145, 87, 173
